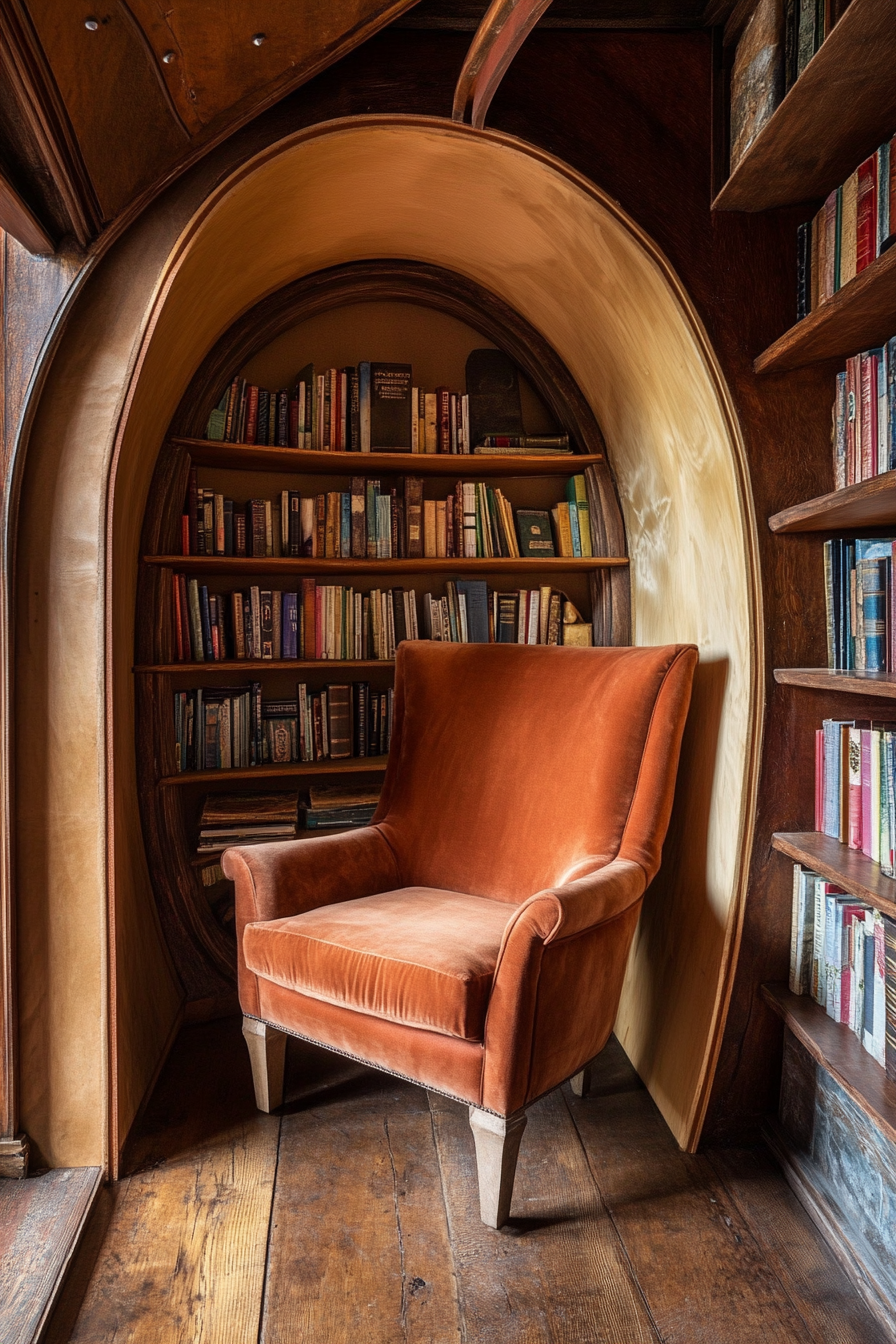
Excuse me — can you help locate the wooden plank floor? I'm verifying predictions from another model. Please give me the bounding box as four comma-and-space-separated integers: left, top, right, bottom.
47, 1018, 890, 1344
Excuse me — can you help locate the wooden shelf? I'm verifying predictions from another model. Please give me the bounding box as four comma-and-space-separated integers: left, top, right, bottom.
714, 0, 896, 213
174, 438, 598, 477
768, 470, 896, 532
144, 555, 625, 575
190, 825, 361, 864
774, 669, 896, 697
160, 756, 389, 787
761, 983, 896, 1147
135, 660, 393, 674
772, 831, 896, 919
755, 243, 896, 374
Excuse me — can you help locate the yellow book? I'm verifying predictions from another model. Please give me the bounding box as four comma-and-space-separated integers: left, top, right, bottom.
424, 393, 438, 454
423, 499, 437, 557
840, 170, 858, 288
554, 502, 573, 556
436, 499, 447, 557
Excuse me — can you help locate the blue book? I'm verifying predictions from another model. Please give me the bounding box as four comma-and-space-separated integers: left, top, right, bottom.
341, 493, 351, 558
568, 501, 582, 557
282, 592, 298, 659
879, 141, 891, 255
455, 580, 490, 643
822, 718, 853, 838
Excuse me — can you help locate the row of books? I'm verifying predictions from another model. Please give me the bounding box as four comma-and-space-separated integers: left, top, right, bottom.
789, 863, 895, 1080
822, 537, 896, 672
183, 472, 594, 561
798, 135, 896, 318
197, 785, 382, 854
830, 338, 896, 488
206, 363, 474, 454
171, 576, 591, 662
173, 681, 394, 773
815, 717, 896, 872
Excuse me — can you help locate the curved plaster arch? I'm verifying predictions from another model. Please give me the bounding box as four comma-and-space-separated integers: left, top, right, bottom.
15, 116, 761, 1167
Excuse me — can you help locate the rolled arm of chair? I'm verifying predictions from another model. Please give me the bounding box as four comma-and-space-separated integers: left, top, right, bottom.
481, 858, 647, 1114
221, 824, 401, 926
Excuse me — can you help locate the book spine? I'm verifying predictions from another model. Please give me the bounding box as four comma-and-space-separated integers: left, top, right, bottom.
885, 914, 896, 1082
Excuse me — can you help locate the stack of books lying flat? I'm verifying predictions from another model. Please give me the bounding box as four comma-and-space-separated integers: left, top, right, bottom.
198, 792, 298, 852
302, 783, 381, 830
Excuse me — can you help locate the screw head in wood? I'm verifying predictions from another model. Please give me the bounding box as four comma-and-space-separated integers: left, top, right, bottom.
84, 17, 98, 29
252, 32, 267, 45
162, 50, 176, 63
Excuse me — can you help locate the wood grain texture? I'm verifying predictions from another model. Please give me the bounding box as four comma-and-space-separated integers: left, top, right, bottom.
0, 163, 53, 254
708, 1143, 892, 1344
771, 831, 896, 918
774, 668, 896, 698
135, 660, 395, 673
452, 0, 555, 128
263, 1074, 462, 1344
428, 1084, 661, 1343
67, 1018, 279, 1344
763, 1117, 896, 1340
755, 245, 896, 374
159, 758, 389, 787
769, 470, 896, 533
567, 1039, 818, 1344
145, 554, 625, 574
0, 1166, 101, 1344
714, 0, 896, 212
762, 984, 896, 1145
177, 438, 602, 476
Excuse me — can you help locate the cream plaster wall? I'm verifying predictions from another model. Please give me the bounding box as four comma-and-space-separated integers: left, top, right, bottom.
14, 116, 760, 1165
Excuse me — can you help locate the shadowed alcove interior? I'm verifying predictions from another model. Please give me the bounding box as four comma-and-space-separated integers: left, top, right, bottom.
13, 116, 761, 1171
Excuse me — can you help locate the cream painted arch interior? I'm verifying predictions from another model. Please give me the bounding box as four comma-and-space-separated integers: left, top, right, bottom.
15, 115, 761, 1169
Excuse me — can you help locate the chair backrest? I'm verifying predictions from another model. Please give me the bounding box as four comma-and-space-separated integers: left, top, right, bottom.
375, 641, 698, 902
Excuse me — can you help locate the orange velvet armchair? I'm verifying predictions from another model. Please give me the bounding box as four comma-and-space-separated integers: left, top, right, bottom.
223, 641, 697, 1227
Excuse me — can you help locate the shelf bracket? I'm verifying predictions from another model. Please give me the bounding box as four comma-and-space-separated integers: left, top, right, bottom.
451, 0, 554, 129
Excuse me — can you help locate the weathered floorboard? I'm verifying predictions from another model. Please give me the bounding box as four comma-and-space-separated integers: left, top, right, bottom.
428, 1084, 661, 1344
566, 1039, 818, 1344
261, 1068, 462, 1344
63, 1019, 279, 1344
0, 1167, 101, 1344
708, 1144, 891, 1344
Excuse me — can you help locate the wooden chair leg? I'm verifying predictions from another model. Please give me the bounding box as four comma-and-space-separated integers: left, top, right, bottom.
468, 1106, 527, 1229
570, 1060, 597, 1097
242, 1016, 286, 1113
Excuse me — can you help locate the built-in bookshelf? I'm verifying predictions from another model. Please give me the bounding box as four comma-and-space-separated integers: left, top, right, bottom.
716, 0, 896, 1321
134, 260, 631, 1006
714, 0, 896, 214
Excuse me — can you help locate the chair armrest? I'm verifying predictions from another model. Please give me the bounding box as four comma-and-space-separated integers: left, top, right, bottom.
221, 824, 400, 926
481, 858, 647, 1114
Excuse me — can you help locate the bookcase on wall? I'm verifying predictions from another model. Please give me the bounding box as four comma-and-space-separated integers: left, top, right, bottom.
134, 261, 631, 1010
715, 0, 896, 1324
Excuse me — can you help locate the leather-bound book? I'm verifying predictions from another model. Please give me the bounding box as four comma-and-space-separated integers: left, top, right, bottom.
370, 362, 412, 452
326, 684, 352, 759
404, 476, 424, 558
465, 349, 523, 448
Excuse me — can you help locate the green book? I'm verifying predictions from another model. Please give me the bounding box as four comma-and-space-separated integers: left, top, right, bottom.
516, 509, 555, 558
566, 474, 592, 557
206, 392, 227, 441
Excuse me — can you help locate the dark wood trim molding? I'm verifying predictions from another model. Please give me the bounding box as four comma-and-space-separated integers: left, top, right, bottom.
452, 0, 554, 127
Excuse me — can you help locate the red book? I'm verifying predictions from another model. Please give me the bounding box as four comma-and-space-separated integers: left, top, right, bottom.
815, 728, 824, 832
245, 384, 259, 444
177, 573, 190, 661
860, 352, 877, 481
856, 155, 878, 274
172, 574, 184, 662
301, 578, 316, 660
181, 514, 190, 557
848, 724, 863, 849
839, 905, 868, 1025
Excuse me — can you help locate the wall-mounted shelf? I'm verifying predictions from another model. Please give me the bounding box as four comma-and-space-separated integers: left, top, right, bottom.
774, 669, 896, 697
772, 831, 896, 920
754, 244, 896, 375
145, 555, 626, 575
761, 983, 896, 1147
175, 437, 600, 478
769, 470, 896, 533
135, 660, 394, 674
160, 756, 389, 788
714, 0, 896, 213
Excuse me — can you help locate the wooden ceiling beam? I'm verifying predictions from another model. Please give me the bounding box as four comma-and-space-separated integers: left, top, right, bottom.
0, 168, 53, 254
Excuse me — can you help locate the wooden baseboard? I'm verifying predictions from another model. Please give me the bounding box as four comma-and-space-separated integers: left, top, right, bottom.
0, 1133, 30, 1178
763, 1119, 896, 1341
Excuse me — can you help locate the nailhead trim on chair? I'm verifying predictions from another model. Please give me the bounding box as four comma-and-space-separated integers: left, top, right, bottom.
243, 1012, 503, 1116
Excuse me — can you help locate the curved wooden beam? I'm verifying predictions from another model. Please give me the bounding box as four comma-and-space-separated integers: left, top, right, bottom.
452, 0, 554, 129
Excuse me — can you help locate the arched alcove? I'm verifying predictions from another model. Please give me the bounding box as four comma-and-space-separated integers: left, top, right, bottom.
13, 116, 761, 1169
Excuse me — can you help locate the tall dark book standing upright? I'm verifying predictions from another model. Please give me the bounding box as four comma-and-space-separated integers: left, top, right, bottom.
465, 349, 524, 449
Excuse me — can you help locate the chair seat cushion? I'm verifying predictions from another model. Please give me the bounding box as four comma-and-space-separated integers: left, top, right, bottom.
242, 886, 513, 1040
